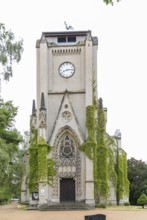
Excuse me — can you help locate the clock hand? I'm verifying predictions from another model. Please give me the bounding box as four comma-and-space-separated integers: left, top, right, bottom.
62, 69, 74, 73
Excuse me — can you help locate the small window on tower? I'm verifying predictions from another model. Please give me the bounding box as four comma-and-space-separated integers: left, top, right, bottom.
58, 36, 66, 43
67, 36, 76, 42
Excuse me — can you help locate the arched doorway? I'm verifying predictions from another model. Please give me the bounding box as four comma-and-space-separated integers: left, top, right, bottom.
52, 127, 81, 202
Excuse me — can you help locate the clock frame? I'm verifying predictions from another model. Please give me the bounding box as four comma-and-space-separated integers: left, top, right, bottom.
59, 62, 75, 78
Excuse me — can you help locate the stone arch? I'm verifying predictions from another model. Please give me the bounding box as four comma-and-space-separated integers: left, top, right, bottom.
51, 125, 82, 202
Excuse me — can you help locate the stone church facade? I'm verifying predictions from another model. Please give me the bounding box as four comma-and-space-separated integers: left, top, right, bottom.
21, 30, 129, 208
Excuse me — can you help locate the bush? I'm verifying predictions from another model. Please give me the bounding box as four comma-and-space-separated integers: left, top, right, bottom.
124, 202, 130, 206
137, 194, 147, 208
95, 203, 106, 208
0, 188, 12, 204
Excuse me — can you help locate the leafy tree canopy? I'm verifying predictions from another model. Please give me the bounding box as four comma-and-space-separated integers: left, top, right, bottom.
0, 23, 23, 81
128, 158, 147, 205
103, 0, 120, 5
0, 99, 24, 203
0, 99, 22, 144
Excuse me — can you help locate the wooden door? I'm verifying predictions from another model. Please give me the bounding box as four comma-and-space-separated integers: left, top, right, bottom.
60, 178, 75, 202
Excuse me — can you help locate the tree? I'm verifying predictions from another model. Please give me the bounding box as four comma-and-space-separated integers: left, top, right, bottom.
0, 99, 22, 144
0, 99, 23, 203
128, 158, 147, 205
137, 194, 147, 208
103, 0, 120, 5
0, 23, 23, 81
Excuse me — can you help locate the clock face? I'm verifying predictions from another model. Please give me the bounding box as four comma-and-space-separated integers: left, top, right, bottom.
59, 62, 75, 78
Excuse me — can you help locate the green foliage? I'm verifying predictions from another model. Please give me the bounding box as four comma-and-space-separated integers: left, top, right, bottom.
137, 194, 147, 208
115, 150, 130, 203
103, 0, 121, 5
96, 145, 108, 199
80, 100, 110, 202
47, 158, 56, 185
28, 129, 38, 193
0, 187, 12, 204
38, 137, 49, 183
0, 24, 24, 203
29, 146, 38, 193
117, 153, 124, 199
124, 202, 130, 206
80, 105, 96, 159
38, 136, 56, 185
86, 105, 96, 140
95, 203, 106, 208
108, 147, 117, 189
80, 83, 129, 204
95, 101, 108, 200
28, 134, 56, 193
0, 23, 23, 80
0, 99, 22, 144
0, 99, 17, 127
38, 138, 48, 182
0, 99, 24, 203
128, 158, 147, 205
0, 138, 24, 201
122, 153, 130, 197
8, 149, 25, 198
80, 139, 97, 160
115, 150, 130, 205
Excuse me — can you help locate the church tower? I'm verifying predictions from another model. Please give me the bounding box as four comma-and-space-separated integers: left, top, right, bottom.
21, 30, 130, 208
35, 30, 98, 207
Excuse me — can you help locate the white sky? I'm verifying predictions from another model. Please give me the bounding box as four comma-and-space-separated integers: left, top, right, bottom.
0, 0, 147, 161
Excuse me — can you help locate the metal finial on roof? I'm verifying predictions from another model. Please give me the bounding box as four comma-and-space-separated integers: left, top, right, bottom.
64, 21, 74, 30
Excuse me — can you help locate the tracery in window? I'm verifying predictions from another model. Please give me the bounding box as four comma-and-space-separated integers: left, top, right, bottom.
59, 135, 75, 158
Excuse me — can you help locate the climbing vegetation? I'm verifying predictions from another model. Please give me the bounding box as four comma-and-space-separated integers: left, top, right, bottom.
28, 131, 55, 193
80, 81, 129, 204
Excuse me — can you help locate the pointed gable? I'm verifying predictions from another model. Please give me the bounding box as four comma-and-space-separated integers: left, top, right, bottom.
49, 90, 84, 146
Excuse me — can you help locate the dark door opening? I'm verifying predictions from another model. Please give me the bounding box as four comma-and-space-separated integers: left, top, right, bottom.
60, 178, 75, 202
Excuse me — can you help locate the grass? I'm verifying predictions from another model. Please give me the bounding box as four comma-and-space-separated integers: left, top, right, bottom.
106, 205, 147, 211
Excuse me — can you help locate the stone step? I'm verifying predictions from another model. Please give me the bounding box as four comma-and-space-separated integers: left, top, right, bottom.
38, 202, 94, 211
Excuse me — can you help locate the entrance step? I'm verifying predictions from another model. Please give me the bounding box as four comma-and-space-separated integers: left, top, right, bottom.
38, 202, 95, 211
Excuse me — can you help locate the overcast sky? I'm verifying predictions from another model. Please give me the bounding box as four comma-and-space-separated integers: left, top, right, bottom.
0, 0, 147, 161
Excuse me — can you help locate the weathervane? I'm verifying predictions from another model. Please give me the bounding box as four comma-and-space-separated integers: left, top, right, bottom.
64, 21, 74, 30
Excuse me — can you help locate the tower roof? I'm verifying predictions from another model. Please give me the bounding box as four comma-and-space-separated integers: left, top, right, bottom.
32, 99, 36, 115
40, 92, 46, 110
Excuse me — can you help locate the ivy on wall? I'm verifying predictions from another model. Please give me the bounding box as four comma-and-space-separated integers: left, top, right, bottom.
95, 100, 108, 201
28, 131, 55, 193
38, 136, 56, 185
28, 129, 38, 193
108, 146, 117, 190
80, 105, 97, 160
80, 98, 109, 201
80, 95, 129, 204
38, 137, 48, 183
117, 151, 130, 200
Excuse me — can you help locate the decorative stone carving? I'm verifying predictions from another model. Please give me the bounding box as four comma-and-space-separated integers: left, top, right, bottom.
39, 109, 46, 128
61, 111, 72, 123
30, 115, 37, 129
52, 48, 81, 56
